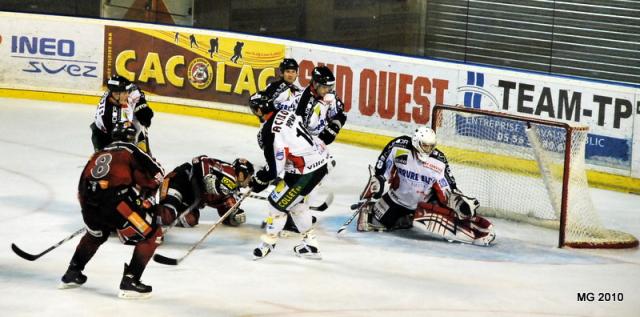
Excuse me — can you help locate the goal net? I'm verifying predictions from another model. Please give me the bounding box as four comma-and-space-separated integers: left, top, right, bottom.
431, 104, 638, 248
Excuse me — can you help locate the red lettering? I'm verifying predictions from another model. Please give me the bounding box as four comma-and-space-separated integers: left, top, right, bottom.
298, 60, 315, 87
336, 65, 353, 112
378, 72, 392, 119
359, 69, 376, 116
413, 76, 431, 124
433, 79, 448, 104
397, 74, 412, 122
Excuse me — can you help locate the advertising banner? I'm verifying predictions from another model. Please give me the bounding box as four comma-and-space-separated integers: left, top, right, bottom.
0, 14, 103, 92
104, 26, 285, 106
290, 45, 638, 172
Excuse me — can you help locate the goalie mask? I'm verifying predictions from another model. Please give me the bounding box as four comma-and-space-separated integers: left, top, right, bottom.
412, 127, 436, 162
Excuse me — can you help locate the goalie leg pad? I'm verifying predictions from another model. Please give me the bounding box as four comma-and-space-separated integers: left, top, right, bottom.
414, 203, 494, 246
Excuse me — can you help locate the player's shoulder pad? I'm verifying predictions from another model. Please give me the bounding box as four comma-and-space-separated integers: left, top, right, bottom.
430, 148, 449, 163
391, 135, 413, 150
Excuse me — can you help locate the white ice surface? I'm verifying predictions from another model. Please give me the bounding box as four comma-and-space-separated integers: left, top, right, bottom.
0, 98, 639, 317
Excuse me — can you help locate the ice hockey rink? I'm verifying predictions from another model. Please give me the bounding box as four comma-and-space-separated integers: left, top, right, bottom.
1, 97, 638, 317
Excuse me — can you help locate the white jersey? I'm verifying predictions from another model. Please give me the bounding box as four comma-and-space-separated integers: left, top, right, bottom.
274, 85, 344, 136
376, 136, 451, 209
94, 91, 134, 133
258, 110, 329, 180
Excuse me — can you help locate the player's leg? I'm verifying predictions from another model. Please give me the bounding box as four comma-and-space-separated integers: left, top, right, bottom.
59, 196, 109, 289
358, 193, 412, 232
113, 187, 163, 298
158, 164, 199, 227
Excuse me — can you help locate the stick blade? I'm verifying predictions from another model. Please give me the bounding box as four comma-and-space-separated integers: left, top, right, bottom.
153, 253, 179, 266
11, 243, 38, 261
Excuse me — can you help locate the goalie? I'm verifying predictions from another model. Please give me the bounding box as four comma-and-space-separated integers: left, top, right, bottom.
357, 126, 495, 246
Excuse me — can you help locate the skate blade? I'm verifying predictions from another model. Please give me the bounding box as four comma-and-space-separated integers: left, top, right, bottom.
58, 282, 83, 290
118, 290, 152, 299
294, 252, 322, 260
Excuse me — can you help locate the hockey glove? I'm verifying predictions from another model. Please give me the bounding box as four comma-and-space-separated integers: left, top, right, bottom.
249, 175, 269, 193
319, 120, 342, 145
447, 189, 480, 219
361, 174, 385, 200
134, 104, 154, 127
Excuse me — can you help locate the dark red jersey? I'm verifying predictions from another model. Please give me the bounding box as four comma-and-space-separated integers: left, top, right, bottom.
192, 155, 239, 206
80, 142, 164, 193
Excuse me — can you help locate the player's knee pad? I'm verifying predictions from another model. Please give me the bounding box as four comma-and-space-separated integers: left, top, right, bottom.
289, 201, 313, 233
264, 207, 287, 236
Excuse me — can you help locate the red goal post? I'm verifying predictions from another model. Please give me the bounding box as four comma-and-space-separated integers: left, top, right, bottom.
431, 104, 638, 249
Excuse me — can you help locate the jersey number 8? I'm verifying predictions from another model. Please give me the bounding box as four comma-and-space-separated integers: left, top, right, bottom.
91, 153, 113, 179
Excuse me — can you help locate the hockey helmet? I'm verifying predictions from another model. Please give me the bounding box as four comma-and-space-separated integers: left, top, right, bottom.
111, 121, 137, 143
248, 92, 275, 119
311, 66, 335, 87
107, 75, 132, 92
232, 158, 254, 187
412, 127, 437, 162
279, 58, 299, 73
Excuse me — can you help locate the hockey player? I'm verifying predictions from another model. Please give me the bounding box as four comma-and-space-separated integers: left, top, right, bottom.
60, 122, 165, 299
277, 65, 347, 145
90, 75, 154, 153
248, 94, 330, 260
157, 155, 254, 228
357, 126, 495, 246
264, 58, 303, 110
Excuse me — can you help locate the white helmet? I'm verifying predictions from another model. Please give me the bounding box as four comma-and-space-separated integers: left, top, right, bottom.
412, 127, 437, 162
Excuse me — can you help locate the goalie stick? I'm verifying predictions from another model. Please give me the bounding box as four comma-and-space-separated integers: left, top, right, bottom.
336, 200, 371, 235
249, 192, 334, 212
11, 227, 85, 261
337, 165, 376, 235
153, 190, 252, 266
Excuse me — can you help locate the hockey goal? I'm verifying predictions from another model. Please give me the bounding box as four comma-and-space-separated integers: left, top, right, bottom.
431, 104, 638, 249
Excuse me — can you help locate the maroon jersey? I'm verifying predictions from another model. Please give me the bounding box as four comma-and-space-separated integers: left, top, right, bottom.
80, 142, 163, 194
192, 155, 239, 206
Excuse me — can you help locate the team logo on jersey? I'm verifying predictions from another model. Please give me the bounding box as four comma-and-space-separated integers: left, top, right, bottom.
438, 178, 449, 188
423, 162, 443, 173
187, 58, 213, 90
394, 149, 409, 165
220, 176, 237, 190
276, 149, 285, 160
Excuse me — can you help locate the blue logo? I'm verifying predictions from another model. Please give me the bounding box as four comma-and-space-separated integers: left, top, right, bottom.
457, 71, 499, 109
276, 149, 284, 160
11, 35, 97, 78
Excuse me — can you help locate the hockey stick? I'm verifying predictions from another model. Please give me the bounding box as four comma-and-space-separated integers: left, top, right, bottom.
11, 227, 86, 261
153, 190, 252, 266
337, 165, 376, 235
336, 200, 370, 235
249, 192, 334, 211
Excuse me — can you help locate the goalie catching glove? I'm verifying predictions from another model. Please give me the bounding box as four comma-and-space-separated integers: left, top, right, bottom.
447, 189, 480, 219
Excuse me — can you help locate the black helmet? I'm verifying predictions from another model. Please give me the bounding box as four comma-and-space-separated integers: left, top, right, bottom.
107, 75, 132, 92
311, 66, 335, 86
232, 158, 254, 179
248, 92, 275, 118
279, 58, 299, 73
111, 121, 137, 143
